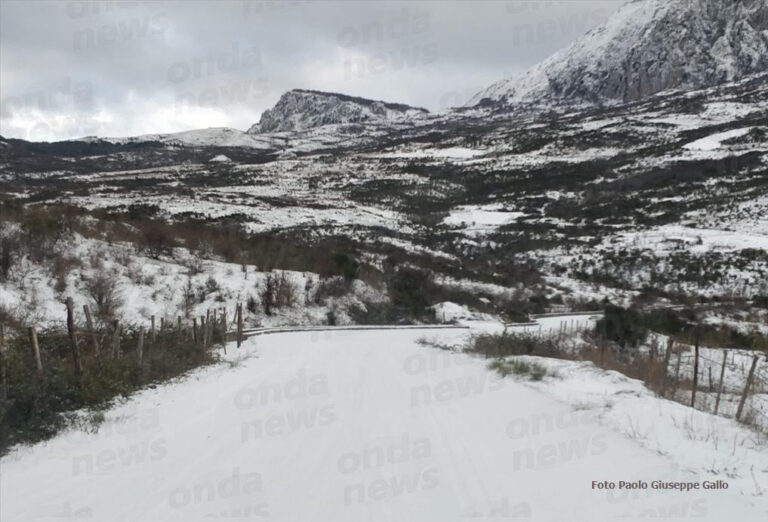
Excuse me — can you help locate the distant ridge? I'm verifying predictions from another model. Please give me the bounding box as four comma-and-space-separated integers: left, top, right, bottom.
248, 89, 428, 133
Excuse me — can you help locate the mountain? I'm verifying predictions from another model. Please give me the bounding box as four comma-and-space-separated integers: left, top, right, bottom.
247, 89, 429, 133
80, 127, 275, 149
468, 0, 768, 107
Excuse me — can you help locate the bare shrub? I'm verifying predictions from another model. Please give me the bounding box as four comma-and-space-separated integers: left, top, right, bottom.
88, 250, 104, 271
246, 295, 258, 314
125, 262, 155, 286
184, 257, 204, 276
183, 276, 195, 317
139, 221, 175, 259
468, 331, 563, 359
314, 276, 350, 304
50, 254, 82, 295
83, 271, 122, 322
204, 275, 220, 295
0, 224, 22, 281
113, 247, 134, 268
261, 271, 297, 315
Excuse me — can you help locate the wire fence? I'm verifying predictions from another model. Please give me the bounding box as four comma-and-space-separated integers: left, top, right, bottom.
509, 318, 768, 433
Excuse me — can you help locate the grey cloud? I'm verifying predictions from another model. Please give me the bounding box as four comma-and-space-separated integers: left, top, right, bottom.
0, 0, 622, 141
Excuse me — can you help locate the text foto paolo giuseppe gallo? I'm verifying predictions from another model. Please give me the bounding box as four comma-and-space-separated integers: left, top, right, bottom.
591, 480, 729, 492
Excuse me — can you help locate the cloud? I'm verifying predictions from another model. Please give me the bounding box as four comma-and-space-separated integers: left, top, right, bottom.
0, 0, 620, 141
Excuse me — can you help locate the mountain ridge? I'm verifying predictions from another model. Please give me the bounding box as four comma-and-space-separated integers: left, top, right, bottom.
247, 89, 429, 134
468, 0, 768, 107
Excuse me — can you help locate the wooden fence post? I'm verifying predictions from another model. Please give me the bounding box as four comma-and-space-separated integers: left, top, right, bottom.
211, 309, 217, 341
110, 320, 121, 358
0, 323, 7, 400
83, 305, 100, 356
220, 308, 227, 354
735, 355, 759, 422
714, 350, 728, 415
691, 334, 700, 408
156, 319, 164, 353
200, 315, 205, 349
646, 337, 658, 384
660, 338, 673, 396
28, 326, 43, 376
206, 316, 212, 350
136, 328, 144, 366
671, 343, 683, 399
599, 315, 608, 366
66, 298, 84, 376
236, 303, 244, 348
222, 307, 228, 340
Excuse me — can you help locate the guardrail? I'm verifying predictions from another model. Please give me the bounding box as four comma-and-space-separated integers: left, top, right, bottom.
529, 311, 604, 319
226, 324, 471, 342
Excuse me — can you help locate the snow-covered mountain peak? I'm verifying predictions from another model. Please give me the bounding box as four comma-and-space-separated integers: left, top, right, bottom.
247, 89, 429, 134
468, 0, 768, 107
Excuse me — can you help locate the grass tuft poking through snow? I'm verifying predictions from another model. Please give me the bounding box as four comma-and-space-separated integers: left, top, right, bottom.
488, 357, 550, 380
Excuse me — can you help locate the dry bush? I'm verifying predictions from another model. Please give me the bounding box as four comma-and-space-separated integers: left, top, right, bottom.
139, 221, 176, 259
261, 272, 297, 315
468, 331, 565, 359
204, 275, 220, 295
83, 270, 122, 323
125, 262, 155, 286
0, 224, 22, 281
314, 276, 350, 304
50, 254, 82, 294
357, 263, 386, 290
183, 276, 195, 317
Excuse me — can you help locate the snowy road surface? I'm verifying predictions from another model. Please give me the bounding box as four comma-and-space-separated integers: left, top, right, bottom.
2, 328, 764, 521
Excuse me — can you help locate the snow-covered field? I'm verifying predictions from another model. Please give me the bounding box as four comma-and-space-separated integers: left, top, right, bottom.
683, 127, 754, 151
443, 204, 525, 235
365, 147, 485, 160
2, 327, 765, 521
614, 225, 768, 254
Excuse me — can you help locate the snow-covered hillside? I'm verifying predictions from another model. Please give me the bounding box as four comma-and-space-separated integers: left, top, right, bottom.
247, 89, 429, 133
468, 0, 768, 107
0, 232, 386, 329
80, 127, 276, 149
2, 328, 765, 521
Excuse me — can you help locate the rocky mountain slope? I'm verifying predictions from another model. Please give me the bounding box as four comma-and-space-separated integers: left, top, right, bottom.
247, 89, 429, 133
468, 0, 768, 107
80, 127, 275, 149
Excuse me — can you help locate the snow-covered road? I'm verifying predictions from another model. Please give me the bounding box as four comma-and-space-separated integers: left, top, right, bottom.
2, 328, 763, 521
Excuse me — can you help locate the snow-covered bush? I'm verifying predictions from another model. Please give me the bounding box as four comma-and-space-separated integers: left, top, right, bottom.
82, 271, 123, 323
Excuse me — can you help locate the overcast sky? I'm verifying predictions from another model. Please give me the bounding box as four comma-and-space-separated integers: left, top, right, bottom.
0, 0, 622, 141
